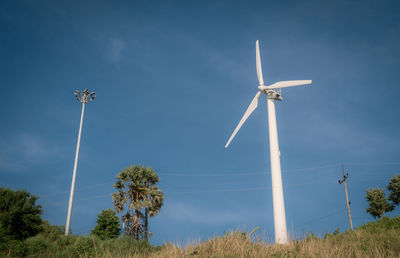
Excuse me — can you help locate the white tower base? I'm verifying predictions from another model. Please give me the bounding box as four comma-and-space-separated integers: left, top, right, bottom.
267, 95, 288, 244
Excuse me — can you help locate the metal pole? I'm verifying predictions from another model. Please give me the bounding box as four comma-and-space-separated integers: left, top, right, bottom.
65, 102, 85, 235
65, 89, 95, 236
267, 96, 287, 244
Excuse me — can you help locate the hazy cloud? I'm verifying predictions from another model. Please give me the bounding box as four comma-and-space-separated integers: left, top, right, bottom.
0, 134, 61, 172
164, 201, 270, 225
108, 38, 125, 67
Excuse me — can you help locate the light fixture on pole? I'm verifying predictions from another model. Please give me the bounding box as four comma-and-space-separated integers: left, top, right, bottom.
65, 89, 95, 236
225, 40, 312, 244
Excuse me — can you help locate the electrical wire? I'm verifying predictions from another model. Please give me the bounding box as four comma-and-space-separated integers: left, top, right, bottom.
295, 208, 347, 227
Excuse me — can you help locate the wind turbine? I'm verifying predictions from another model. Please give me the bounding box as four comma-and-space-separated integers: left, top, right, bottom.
225, 40, 311, 244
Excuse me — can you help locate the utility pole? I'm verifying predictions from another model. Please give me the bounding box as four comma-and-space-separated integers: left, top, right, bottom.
65, 89, 95, 236
338, 164, 353, 231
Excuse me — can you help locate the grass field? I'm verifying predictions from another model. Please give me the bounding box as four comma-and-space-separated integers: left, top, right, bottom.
2, 216, 400, 257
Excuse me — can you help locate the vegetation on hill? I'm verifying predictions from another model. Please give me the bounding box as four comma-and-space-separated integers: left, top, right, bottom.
0, 216, 399, 257
1, 173, 399, 257
90, 209, 121, 240
365, 173, 400, 218
0, 188, 43, 241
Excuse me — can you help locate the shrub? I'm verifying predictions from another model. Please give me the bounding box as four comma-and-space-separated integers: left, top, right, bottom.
357, 216, 400, 233
41, 220, 64, 240
91, 209, 120, 240
0, 222, 12, 251
25, 234, 49, 255
0, 188, 43, 240
73, 236, 95, 256
8, 240, 27, 257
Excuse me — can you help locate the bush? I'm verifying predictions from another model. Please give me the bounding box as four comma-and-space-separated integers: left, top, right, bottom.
8, 240, 27, 257
0, 188, 43, 240
40, 220, 64, 241
357, 216, 400, 233
91, 209, 121, 240
25, 234, 50, 255
0, 222, 12, 251
74, 236, 95, 256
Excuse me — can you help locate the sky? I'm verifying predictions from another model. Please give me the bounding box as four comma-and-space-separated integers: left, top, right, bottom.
1, 0, 400, 245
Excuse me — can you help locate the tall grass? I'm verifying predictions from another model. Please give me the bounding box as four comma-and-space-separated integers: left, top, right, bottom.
149, 228, 400, 257
1, 217, 399, 257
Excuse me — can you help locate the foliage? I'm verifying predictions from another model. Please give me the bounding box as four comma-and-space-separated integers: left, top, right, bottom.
8, 240, 27, 257
388, 174, 400, 206
73, 236, 95, 256
91, 209, 121, 240
0, 222, 12, 250
25, 234, 51, 255
112, 165, 164, 240
357, 216, 400, 233
365, 187, 394, 219
40, 220, 64, 240
145, 178, 164, 240
0, 235, 158, 257
0, 187, 43, 240
1, 217, 400, 257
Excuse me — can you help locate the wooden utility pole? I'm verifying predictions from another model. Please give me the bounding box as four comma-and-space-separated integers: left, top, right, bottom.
338, 164, 353, 231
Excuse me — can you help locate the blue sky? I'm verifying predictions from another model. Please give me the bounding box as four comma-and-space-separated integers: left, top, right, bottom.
1, 0, 400, 245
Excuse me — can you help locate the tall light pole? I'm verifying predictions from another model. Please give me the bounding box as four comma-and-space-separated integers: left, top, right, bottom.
65, 89, 95, 236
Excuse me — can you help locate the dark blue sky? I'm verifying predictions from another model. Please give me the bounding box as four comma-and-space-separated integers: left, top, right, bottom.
1, 0, 400, 244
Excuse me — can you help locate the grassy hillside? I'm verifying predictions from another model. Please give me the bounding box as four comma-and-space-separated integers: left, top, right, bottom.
1, 216, 400, 257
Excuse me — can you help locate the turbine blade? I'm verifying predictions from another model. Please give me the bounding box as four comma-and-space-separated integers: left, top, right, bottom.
266, 80, 312, 89
256, 40, 264, 85
225, 91, 262, 148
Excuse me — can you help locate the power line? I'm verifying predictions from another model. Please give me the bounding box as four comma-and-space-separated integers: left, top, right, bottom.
40, 177, 339, 205
159, 164, 341, 177
37, 161, 399, 201
345, 162, 400, 166
295, 208, 347, 227
38, 163, 341, 198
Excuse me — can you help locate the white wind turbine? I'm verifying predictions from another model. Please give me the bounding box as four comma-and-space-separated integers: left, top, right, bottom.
225, 40, 312, 244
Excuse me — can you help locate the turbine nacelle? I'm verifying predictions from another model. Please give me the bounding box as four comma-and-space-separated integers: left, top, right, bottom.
257, 86, 282, 101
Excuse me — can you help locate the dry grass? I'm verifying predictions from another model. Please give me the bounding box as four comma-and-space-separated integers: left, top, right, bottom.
3, 217, 400, 257
147, 229, 400, 258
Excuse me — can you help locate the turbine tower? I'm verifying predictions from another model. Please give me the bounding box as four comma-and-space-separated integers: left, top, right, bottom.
225, 40, 312, 244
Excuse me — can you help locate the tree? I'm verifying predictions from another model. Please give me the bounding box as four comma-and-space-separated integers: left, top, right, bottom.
143, 169, 164, 241
0, 188, 43, 240
91, 209, 121, 240
112, 165, 150, 239
365, 187, 394, 219
387, 174, 400, 206
112, 165, 163, 240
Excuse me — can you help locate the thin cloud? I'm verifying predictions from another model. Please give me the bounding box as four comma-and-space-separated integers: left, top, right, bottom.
108, 38, 125, 67
163, 201, 270, 225
0, 134, 61, 172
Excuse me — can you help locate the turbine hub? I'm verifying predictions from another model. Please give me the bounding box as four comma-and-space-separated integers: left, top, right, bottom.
266, 90, 283, 101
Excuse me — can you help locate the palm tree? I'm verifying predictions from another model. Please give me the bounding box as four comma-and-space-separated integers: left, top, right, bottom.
112, 165, 164, 240
145, 186, 164, 240
142, 167, 164, 240
112, 165, 150, 239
